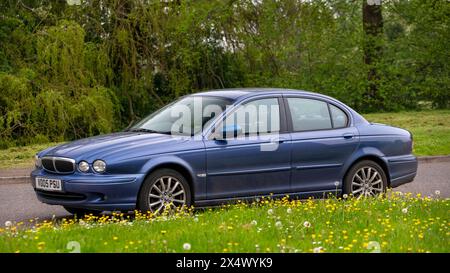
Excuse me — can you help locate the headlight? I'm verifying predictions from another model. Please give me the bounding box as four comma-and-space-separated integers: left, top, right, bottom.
93, 160, 106, 173
78, 161, 90, 172
34, 155, 42, 168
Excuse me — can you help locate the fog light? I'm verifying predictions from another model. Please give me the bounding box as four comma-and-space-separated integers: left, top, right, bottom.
93, 160, 106, 173
78, 161, 90, 172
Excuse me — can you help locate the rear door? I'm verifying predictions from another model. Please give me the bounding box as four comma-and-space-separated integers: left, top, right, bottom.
284, 96, 359, 193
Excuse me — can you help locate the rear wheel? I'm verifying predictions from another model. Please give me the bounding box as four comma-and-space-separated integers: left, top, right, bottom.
344, 160, 387, 198
138, 169, 191, 214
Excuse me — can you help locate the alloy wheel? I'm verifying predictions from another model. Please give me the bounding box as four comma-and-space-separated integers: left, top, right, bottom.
351, 166, 384, 198
148, 176, 186, 213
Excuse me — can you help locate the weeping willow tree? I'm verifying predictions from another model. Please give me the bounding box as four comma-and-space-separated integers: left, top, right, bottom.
0, 19, 118, 147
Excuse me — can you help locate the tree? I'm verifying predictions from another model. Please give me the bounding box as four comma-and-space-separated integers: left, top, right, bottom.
362, 0, 383, 110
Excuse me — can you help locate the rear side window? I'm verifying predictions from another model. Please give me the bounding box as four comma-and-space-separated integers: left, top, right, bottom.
330, 104, 348, 128
287, 98, 332, 131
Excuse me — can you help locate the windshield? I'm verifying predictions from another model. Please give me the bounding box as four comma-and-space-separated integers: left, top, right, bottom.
130, 96, 232, 136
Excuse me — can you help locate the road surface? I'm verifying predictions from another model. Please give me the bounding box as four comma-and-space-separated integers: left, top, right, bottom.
0, 161, 449, 225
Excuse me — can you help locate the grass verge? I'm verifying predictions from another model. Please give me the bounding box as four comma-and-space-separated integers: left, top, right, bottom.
363, 110, 450, 156
0, 142, 61, 169
0, 193, 448, 253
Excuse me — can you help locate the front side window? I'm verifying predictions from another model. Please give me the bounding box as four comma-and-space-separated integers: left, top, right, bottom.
217, 98, 281, 138
287, 98, 332, 131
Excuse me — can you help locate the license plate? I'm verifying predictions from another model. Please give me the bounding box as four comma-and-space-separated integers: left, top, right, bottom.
35, 177, 63, 192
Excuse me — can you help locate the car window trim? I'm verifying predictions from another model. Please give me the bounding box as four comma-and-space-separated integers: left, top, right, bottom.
282, 95, 350, 133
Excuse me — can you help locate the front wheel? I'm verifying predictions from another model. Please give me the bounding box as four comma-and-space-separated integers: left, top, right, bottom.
343, 160, 387, 198
138, 169, 191, 214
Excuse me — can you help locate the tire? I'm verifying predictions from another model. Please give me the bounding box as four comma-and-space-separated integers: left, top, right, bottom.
138, 168, 191, 214
64, 206, 102, 217
343, 160, 387, 198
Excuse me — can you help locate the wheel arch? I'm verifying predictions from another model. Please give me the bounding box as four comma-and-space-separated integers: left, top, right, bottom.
343, 155, 391, 188
137, 159, 196, 207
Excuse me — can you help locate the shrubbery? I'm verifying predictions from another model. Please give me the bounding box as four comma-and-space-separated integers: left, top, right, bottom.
0, 0, 448, 147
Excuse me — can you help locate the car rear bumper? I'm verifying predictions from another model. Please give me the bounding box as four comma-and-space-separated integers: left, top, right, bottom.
386, 155, 418, 188
31, 169, 146, 211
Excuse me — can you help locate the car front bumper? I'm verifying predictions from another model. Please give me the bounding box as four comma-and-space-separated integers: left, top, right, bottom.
30, 169, 146, 211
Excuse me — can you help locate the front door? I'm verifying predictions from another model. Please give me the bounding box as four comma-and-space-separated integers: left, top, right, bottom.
204, 96, 291, 200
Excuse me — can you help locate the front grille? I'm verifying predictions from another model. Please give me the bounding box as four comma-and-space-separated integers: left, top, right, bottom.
41, 157, 75, 174
36, 190, 86, 201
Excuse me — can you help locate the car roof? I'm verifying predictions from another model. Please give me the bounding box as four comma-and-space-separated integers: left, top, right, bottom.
191, 88, 320, 100
191, 88, 369, 126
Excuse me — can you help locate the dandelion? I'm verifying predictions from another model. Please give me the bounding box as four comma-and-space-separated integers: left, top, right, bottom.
343, 194, 348, 199
183, 243, 191, 250
287, 208, 292, 214
334, 181, 339, 187
4, 221, 12, 227
435, 190, 441, 196
251, 220, 257, 226
275, 221, 283, 229
303, 221, 311, 228
313, 247, 323, 253
267, 209, 274, 215
402, 208, 408, 214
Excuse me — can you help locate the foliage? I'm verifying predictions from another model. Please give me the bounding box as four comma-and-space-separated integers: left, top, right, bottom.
0, 194, 448, 253
0, 0, 449, 146
0, 19, 118, 148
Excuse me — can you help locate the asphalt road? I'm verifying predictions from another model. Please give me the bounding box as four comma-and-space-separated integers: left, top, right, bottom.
0, 161, 449, 225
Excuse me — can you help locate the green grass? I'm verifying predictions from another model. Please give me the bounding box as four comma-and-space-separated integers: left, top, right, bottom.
363, 110, 450, 156
1, 194, 448, 253
0, 142, 61, 169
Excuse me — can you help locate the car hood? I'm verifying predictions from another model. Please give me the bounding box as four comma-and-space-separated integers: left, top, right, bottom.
40, 132, 191, 162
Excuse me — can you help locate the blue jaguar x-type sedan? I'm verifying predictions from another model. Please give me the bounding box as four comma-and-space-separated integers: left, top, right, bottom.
32, 88, 418, 215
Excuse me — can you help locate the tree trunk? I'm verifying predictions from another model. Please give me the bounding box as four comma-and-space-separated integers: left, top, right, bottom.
363, 0, 383, 109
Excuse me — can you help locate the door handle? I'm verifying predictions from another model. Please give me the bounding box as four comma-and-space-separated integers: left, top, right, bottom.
343, 133, 354, 139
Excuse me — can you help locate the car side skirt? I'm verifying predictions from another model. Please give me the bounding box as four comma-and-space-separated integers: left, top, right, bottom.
193, 189, 342, 207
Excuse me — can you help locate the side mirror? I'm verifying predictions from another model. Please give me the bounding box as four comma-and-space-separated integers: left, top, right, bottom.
211, 124, 242, 140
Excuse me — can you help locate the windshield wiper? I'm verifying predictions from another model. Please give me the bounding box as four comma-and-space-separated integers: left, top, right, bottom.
128, 128, 171, 134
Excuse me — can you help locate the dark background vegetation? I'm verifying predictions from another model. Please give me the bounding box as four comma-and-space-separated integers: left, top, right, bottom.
0, 0, 449, 148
